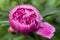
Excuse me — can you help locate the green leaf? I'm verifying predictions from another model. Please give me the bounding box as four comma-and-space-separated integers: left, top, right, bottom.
0, 11, 8, 19
54, 13, 60, 24
0, 11, 9, 26
32, 0, 40, 7
15, 0, 27, 5
51, 24, 60, 40
0, 21, 9, 26
3, 0, 17, 12
42, 8, 60, 18
32, 0, 46, 11
46, 0, 57, 8
0, 25, 9, 40
56, 0, 60, 7
0, 0, 5, 9
3, 34, 12, 40
12, 35, 34, 40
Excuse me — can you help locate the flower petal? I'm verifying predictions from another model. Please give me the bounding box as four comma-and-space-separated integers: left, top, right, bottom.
36, 22, 55, 39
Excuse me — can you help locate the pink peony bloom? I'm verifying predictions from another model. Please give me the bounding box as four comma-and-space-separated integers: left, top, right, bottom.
9, 4, 43, 34
36, 22, 55, 39
9, 4, 55, 39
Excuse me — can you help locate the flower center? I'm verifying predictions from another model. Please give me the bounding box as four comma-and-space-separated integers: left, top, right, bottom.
13, 8, 36, 25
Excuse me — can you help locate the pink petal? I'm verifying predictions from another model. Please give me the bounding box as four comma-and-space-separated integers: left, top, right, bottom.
36, 22, 55, 39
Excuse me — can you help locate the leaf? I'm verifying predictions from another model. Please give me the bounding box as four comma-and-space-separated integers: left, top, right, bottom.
0, 21, 9, 26
0, 26, 13, 40
0, 11, 8, 25
32, 0, 46, 12
32, 0, 40, 7
15, 0, 27, 5
51, 24, 60, 40
42, 8, 60, 18
3, 34, 12, 40
54, 13, 60, 24
2, 0, 17, 12
52, 36, 60, 40
0, 0, 5, 9
12, 35, 34, 40
46, 0, 57, 8
56, 0, 60, 7
0, 11, 8, 19
0, 25, 9, 40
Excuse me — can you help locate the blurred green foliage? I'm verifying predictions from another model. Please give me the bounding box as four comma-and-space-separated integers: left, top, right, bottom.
0, 0, 60, 40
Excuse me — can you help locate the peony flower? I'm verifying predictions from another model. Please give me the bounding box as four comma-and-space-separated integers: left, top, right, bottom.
9, 4, 55, 39
9, 4, 43, 35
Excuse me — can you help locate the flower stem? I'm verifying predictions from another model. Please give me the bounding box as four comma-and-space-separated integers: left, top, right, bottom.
10, 35, 14, 40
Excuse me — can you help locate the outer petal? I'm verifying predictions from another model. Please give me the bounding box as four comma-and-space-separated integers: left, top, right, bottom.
8, 27, 17, 34
10, 20, 37, 35
8, 27, 15, 32
36, 22, 55, 39
10, 20, 31, 35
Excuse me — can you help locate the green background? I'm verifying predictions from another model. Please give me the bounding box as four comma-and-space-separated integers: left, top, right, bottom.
0, 0, 60, 40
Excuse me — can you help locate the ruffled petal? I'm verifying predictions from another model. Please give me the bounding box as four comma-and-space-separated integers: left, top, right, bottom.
36, 22, 55, 39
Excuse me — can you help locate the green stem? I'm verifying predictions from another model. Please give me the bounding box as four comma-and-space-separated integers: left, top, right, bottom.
10, 35, 15, 40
